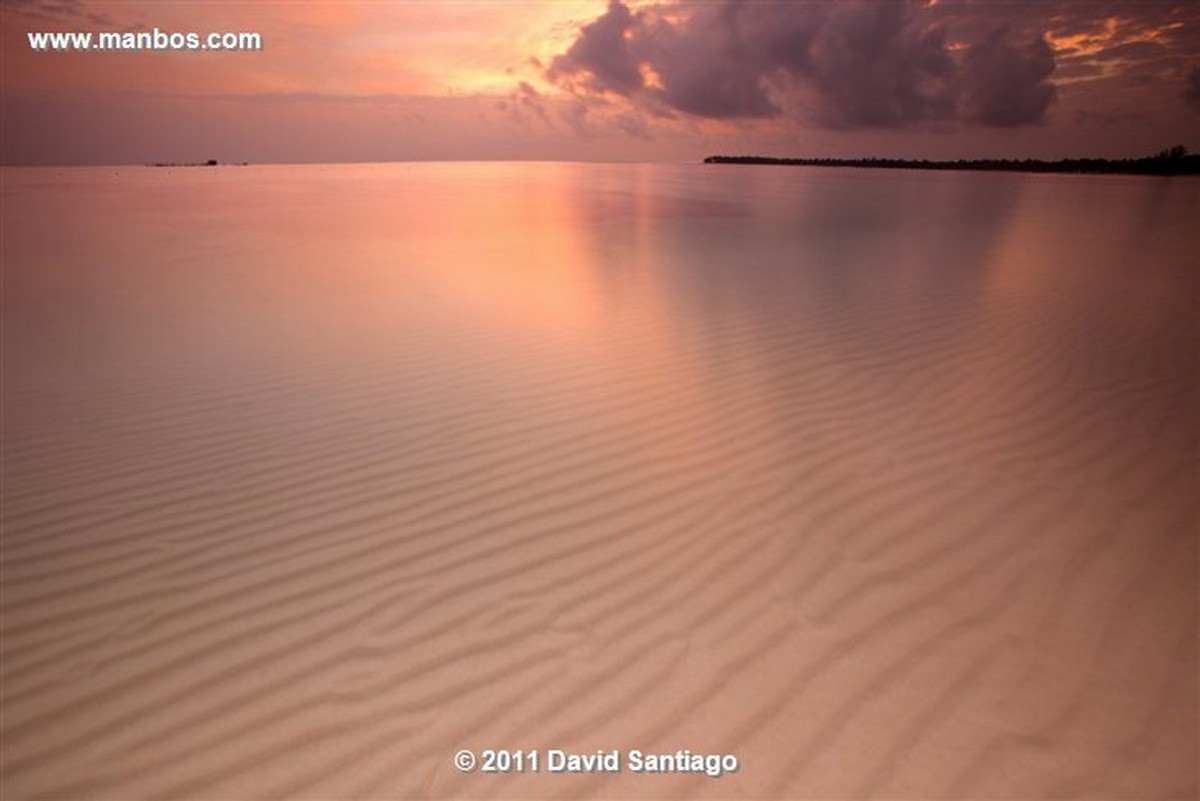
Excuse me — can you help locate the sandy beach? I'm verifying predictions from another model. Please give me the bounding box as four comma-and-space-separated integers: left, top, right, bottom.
2, 162, 1196, 799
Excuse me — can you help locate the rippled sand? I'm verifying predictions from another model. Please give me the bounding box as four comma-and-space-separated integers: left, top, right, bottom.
2, 163, 1196, 799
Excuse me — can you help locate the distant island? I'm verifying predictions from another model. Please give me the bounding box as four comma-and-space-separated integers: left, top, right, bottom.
704, 146, 1199, 176
146, 159, 252, 167
147, 159, 219, 167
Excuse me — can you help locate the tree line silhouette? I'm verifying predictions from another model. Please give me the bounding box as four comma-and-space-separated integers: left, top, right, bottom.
704, 146, 1198, 176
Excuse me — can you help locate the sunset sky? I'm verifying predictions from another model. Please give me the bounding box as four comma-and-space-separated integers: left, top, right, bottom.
3, 0, 1198, 165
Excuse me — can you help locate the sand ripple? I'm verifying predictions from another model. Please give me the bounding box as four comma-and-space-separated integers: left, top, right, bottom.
2, 164, 1196, 799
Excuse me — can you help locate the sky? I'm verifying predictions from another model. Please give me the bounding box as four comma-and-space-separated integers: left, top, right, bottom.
2, 0, 1198, 165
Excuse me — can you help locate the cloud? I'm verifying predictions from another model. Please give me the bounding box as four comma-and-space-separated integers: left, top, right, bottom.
1187, 66, 1200, 107
633, 3, 791, 119
795, 3, 959, 127
546, 0, 1063, 130
1, 0, 117, 26
547, 1, 643, 95
500, 80, 552, 126
958, 30, 1057, 126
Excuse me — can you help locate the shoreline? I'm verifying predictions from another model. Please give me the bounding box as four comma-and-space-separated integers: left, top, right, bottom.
703, 152, 1200, 177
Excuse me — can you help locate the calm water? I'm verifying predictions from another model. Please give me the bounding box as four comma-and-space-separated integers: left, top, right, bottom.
2, 162, 1197, 798
4, 163, 1196, 481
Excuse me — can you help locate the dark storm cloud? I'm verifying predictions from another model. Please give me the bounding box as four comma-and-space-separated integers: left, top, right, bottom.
632, 3, 784, 118
630, 1, 961, 125
551, 1, 970, 125
548, 1, 644, 95
1187, 66, 1200, 106
958, 30, 1057, 127
551, 1, 1181, 130
790, 3, 960, 127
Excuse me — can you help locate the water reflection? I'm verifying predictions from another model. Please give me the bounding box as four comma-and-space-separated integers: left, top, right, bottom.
4, 162, 1195, 462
